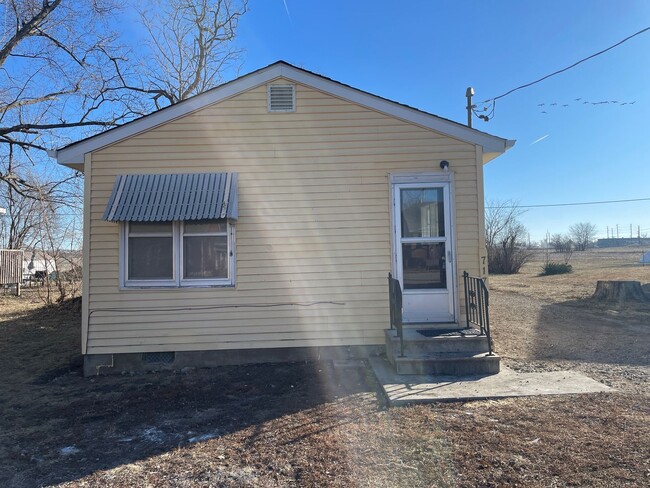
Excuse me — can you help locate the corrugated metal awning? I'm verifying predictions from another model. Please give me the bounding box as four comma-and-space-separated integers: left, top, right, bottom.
102, 173, 238, 222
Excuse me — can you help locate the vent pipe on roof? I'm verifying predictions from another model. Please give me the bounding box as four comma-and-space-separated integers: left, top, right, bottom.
466, 87, 475, 128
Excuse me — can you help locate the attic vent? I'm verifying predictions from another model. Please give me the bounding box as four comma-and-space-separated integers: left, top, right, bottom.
268, 84, 295, 112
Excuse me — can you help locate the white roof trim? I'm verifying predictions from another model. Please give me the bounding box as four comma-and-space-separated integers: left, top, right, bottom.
53, 62, 514, 167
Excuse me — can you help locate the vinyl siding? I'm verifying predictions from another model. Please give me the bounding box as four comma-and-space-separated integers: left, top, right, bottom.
85, 79, 483, 354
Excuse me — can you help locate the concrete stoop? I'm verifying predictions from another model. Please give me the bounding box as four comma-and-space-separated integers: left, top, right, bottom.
385, 328, 500, 376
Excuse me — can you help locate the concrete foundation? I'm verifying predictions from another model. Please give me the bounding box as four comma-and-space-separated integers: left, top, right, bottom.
83, 345, 384, 377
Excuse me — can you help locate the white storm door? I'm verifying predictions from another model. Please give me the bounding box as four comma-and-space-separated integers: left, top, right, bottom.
394, 182, 455, 323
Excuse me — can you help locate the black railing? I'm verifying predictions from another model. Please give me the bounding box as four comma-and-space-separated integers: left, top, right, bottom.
463, 271, 493, 355
387, 272, 405, 357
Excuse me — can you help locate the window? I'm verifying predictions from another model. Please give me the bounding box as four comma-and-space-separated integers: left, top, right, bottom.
182, 221, 228, 281
122, 220, 234, 288
127, 222, 174, 281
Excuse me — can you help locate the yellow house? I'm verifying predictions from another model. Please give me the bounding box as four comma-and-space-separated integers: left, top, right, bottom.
52, 62, 514, 375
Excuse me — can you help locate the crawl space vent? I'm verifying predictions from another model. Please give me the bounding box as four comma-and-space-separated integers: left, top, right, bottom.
268, 84, 295, 112
142, 351, 176, 364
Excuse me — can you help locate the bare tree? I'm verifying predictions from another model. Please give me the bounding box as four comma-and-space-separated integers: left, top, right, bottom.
29, 200, 82, 303
569, 222, 597, 251
0, 0, 146, 197
485, 200, 533, 274
0, 140, 83, 257
137, 0, 248, 109
549, 233, 574, 264
1, 1, 248, 198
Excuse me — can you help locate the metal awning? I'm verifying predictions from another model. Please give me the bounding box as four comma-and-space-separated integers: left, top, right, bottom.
102, 172, 238, 222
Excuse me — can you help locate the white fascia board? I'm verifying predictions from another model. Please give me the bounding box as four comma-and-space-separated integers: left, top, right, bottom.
54, 62, 514, 167
55, 65, 286, 166
277, 65, 513, 155
483, 139, 516, 164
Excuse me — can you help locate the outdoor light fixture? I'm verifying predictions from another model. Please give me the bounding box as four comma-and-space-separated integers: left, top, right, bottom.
439, 160, 450, 170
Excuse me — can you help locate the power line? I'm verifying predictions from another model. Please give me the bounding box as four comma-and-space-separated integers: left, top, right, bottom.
483, 25, 650, 103
486, 197, 650, 209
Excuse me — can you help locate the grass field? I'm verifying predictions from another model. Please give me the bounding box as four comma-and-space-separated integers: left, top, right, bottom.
0, 247, 648, 487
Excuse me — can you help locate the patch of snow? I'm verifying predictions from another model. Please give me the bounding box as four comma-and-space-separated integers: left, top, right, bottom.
188, 432, 219, 443
59, 446, 80, 456
141, 427, 166, 443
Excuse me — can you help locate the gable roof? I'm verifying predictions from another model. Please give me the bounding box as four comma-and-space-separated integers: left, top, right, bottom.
51, 61, 514, 169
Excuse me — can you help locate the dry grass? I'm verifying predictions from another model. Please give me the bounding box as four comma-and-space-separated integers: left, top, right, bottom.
489, 247, 649, 394
1, 290, 455, 487
1, 248, 648, 487
438, 394, 650, 487
490, 247, 650, 308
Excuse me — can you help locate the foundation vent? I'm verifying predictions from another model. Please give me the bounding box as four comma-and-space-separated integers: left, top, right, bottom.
142, 351, 176, 364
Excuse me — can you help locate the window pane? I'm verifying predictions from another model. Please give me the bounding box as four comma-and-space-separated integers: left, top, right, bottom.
183, 235, 228, 279
128, 237, 173, 280
184, 220, 227, 235
129, 222, 173, 234
402, 243, 446, 289
400, 188, 445, 238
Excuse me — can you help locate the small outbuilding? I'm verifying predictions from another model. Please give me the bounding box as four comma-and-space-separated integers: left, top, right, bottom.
23, 251, 57, 280
51, 61, 514, 375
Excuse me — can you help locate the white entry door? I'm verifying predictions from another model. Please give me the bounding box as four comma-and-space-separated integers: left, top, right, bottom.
393, 182, 455, 323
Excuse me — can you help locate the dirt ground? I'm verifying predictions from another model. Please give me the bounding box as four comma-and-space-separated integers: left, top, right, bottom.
0, 247, 648, 487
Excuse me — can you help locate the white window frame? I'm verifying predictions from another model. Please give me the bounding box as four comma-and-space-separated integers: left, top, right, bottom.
120, 220, 235, 289
180, 220, 231, 287
267, 84, 296, 112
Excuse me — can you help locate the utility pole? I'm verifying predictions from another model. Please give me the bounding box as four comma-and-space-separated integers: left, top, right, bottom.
545, 230, 550, 264
466, 87, 475, 128
616, 224, 619, 239
630, 224, 633, 238
607, 226, 609, 239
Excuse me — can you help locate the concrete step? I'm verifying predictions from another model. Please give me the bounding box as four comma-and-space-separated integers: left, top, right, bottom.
390, 352, 501, 376
384, 329, 490, 357
402, 322, 464, 331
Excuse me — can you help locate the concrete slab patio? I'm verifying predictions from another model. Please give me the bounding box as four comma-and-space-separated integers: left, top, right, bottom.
369, 356, 612, 406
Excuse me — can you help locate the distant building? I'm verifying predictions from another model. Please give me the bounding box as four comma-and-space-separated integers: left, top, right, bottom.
23, 251, 57, 279
597, 238, 650, 248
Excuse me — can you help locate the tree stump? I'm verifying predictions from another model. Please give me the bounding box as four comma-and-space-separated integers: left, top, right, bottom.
592, 281, 649, 303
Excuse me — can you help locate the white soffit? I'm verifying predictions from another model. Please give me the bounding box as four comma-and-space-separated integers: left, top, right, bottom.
52, 62, 515, 167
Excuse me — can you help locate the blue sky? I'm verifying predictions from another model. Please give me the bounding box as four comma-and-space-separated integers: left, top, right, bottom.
227, 0, 650, 242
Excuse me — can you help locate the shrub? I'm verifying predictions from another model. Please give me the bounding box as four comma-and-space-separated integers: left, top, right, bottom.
540, 262, 573, 276
488, 245, 533, 274
485, 200, 533, 275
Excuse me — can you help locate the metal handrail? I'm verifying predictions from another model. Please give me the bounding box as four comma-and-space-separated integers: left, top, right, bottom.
387, 272, 405, 357
463, 271, 493, 355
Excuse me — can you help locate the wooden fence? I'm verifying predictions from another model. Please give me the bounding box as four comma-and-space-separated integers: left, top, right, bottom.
0, 249, 23, 295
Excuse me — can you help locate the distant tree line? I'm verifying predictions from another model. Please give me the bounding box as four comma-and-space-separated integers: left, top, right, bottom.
485, 200, 598, 274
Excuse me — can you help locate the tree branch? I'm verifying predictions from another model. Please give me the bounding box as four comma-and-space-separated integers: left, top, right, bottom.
0, 0, 63, 68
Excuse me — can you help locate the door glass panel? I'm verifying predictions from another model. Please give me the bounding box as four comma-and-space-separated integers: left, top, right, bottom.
402, 243, 446, 289
400, 188, 445, 238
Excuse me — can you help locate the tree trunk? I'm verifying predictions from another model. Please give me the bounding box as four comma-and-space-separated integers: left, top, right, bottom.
592, 281, 648, 302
